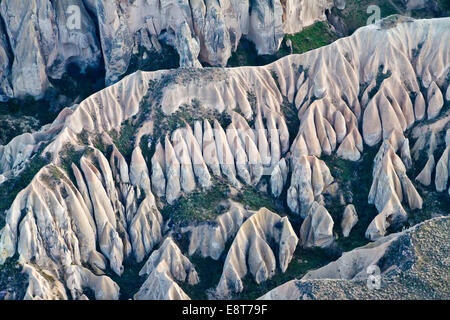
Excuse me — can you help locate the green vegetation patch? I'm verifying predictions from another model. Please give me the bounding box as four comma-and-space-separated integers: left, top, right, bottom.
332, 0, 400, 34
0, 95, 59, 133
233, 184, 284, 214
279, 97, 300, 146
322, 145, 380, 252
227, 39, 279, 67
366, 65, 393, 100
179, 253, 225, 300
0, 63, 105, 142
0, 255, 28, 300
109, 120, 137, 161
58, 144, 85, 185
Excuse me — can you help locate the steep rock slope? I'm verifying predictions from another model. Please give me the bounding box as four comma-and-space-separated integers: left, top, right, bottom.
134, 237, 198, 300
215, 208, 298, 297
366, 140, 422, 240
0, 0, 102, 98
0, 144, 163, 299
0, 17, 448, 299
0, 0, 342, 97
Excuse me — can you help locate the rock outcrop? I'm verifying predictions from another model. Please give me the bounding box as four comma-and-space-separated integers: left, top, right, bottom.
415, 155, 435, 186
287, 155, 334, 217
366, 141, 422, 240
134, 237, 198, 300
23, 263, 119, 300
0, 0, 340, 96
0, 0, 102, 98
299, 202, 334, 248
259, 216, 450, 300
0, 142, 163, 299
183, 201, 251, 260
435, 144, 450, 192
341, 204, 358, 237
150, 115, 290, 202
1, 17, 449, 299
215, 208, 298, 297
411, 114, 450, 194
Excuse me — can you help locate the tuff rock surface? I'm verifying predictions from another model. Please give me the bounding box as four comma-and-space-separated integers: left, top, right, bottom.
134, 237, 198, 300
215, 208, 298, 297
0, 16, 448, 300
0, 0, 343, 97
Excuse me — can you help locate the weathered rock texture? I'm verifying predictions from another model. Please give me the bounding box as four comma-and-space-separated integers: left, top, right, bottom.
134, 237, 198, 300
341, 204, 358, 237
0, 143, 163, 299
0, 17, 449, 299
151, 114, 290, 203
0, 21, 12, 102
0, 0, 341, 96
287, 155, 334, 217
215, 208, 298, 297
411, 112, 450, 195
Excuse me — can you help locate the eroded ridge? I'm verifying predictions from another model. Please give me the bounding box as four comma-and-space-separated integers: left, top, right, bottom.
0, 17, 449, 300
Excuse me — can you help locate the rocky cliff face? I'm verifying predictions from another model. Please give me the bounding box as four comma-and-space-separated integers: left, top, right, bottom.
0, 0, 102, 99
0, 16, 448, 300
0, 0, 343, 99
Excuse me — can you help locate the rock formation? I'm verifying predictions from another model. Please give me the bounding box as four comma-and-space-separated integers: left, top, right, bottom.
415, 155, 435, 186
0, 142, 163, 299
412, 112, 450, 194
134, 237, 198, 300
366, 141, 422, 240
23, 263, 119, 300
287, 155, 334, 217
149, 114, 290, 201
0, 21, 12, 102
270, 158, 289, 198
2, 17, 448, 191
299, 202, 334, 248
182, 201, 252, 260
215, 208, 298, 297
0, 0, 342, 97
435, 144, 450, 193
0, 0, 102, 98
0, 16, 449, 300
